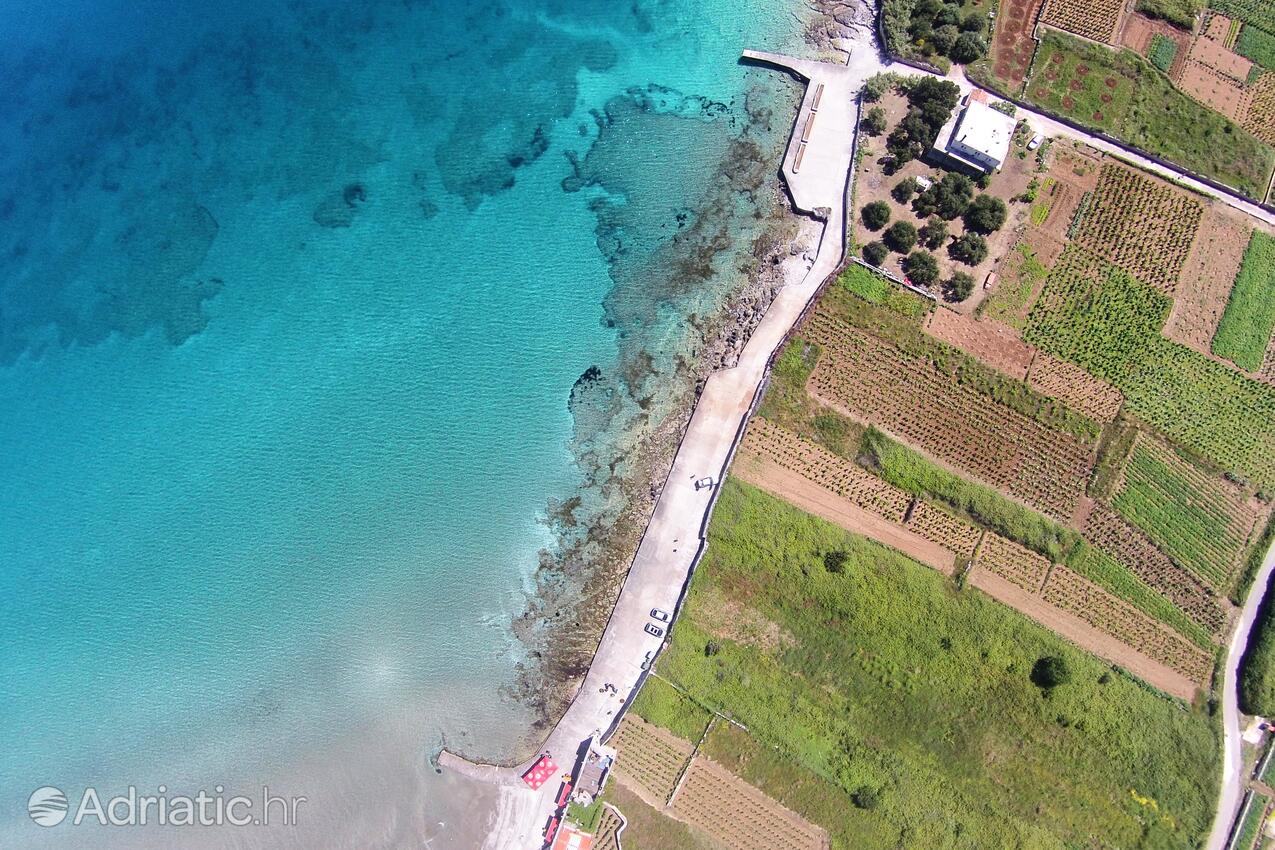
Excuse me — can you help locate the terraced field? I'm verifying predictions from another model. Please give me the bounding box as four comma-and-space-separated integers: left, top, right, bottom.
805, 311, 1096, 521
1113, 433, 1259, 589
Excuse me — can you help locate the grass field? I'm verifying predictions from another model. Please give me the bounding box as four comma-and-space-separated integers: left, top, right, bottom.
652, 480, 1220, 849
1212, 231, 1275, 372
1025, 31, 1275, 199
835, 263, 930, 319
1025, 246, 1275, 490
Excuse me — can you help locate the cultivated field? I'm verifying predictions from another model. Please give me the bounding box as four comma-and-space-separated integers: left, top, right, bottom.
1041, 0, 1125, 43
927, 309, 1034, 379
1025, 245, 1275, 490
1025, 30, 1275, 199
1244, 72, 1275, 146
1212, 230, 1275, 371
1112, 432, 1260, 589
1026, 353, 1124, 421
669, 757, 827, 850
1166, 207, 1253, 354
805, 309, 1096, 521
991, 0, 1047, 88
740, 417, 910, 523
610, 715, 694, 807
1070, 162, 1203, 294
976, 531, 1051, 591
1083, 501, 1229, 635
1039, 564, 1215, 683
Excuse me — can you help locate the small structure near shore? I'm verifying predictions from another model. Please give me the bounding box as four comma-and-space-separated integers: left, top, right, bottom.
572, 737, 617, 806
935, 99, 1016, 172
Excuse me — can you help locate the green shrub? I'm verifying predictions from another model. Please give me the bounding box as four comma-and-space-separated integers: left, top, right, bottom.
862, 201, 892, 231
964, 195, 1008, 234
920, 216, 948, 249
885, 220, 919, 253
862, 240, 890, 266
1031, 656, 1072, 689
905, 250, 940, 286
1137, 0, 1203, 29
949, 232, 988, 265
945, 271, 975, 302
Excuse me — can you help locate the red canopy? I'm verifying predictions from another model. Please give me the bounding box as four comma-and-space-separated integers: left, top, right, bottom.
555, 780, 573, 807
522, 754, 558, 790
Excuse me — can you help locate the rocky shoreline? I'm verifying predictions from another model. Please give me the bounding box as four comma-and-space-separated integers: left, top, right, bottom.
485, 0, 880, 763
500, 58, 829, 759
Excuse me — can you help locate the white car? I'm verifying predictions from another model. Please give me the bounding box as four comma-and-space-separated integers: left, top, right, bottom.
1027, 133, 1044, 151
650, 608, 670, 623
643, 623, 664, 638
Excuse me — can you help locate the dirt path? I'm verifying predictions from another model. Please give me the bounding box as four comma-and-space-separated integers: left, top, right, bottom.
967, 567, 1198, 699
734, 451, 959, 574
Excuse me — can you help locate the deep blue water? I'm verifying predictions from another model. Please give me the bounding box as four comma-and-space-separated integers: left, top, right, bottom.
0, 0, 799, 845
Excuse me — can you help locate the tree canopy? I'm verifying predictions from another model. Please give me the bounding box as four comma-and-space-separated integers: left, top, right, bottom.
863, 241, 890, 266
885, 220, 919, 253
913, 172, 974, 220
949, 232, 988, 265
862, 201, 892, 231
945, 271, 975, 302
964, 194, 1008, 234
906, 250, 940, 286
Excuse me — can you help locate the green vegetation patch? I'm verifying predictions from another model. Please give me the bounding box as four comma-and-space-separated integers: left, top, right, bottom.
1025, 31, 1275, 199
758, 339, 867, 459
1148, 33, 1179, 72
1234, 791, 1272, 850
1237, 22, 1275, 71
1138, 0, 1204, 30
629, 674, 712, 741
1243, 586, 1275, 715
660, 480, 1221, 849
1212, 230, 1275, 372
860, 427, 1080, 560
1066, 543, 1216, 650
836, 263, 929, 319
1025, 246, 1275, 490
1211, 0, 1275, 36
980, 241, 1051, 329
1024, 246, 1170, 384
1113, 439, 1247, 587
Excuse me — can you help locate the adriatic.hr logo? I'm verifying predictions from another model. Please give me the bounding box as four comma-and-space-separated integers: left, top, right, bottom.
27, 786, 69, 827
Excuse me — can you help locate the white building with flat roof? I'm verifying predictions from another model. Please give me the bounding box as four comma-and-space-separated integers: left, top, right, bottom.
934, 99, 1017, 172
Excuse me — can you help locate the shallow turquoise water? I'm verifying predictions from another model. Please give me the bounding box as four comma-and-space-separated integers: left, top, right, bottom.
0, 0, 801, 844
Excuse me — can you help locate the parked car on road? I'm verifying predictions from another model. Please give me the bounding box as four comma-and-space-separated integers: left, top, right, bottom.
643, 623, 664, 638
650, 608, 670, 622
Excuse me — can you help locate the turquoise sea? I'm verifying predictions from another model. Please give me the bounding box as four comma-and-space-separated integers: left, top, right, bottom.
0, 0, 802, 846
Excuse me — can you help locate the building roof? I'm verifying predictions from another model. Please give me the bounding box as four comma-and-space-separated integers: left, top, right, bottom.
551, 825, 595, 850
949, 101, 1015, 166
